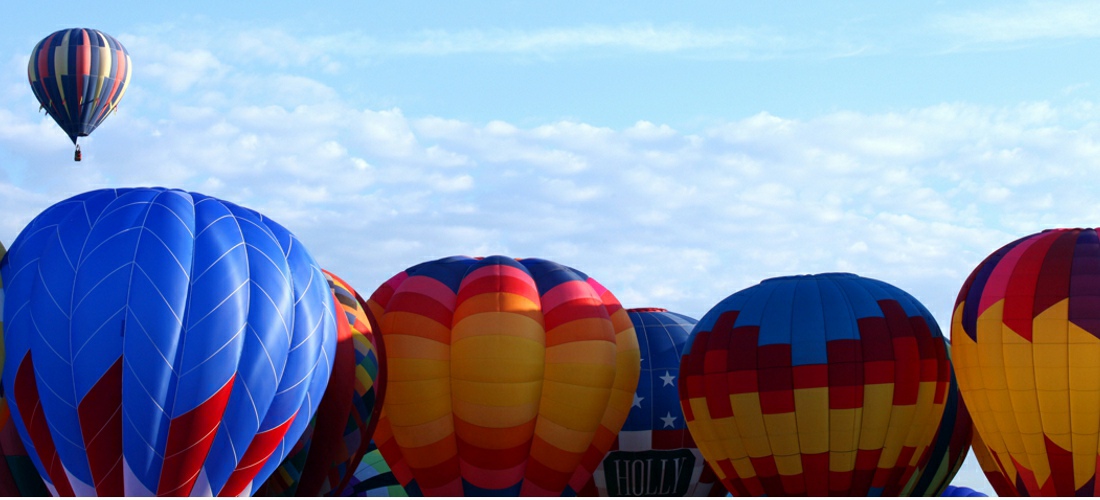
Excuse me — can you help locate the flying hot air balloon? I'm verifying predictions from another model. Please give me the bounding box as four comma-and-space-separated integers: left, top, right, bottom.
951, 227, 1100, 496
28, 28, 131, 161
679, 273, 950, 496
579, 308, 725, 496
366, 255, 641, 496
255, 270, 386, 496
0, 187, 336, 496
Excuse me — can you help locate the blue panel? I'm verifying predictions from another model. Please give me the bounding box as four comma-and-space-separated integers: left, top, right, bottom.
756, 278, 797, 346
520, 258, 589, 295
818, 277, 860, 342
790, 277, 827, 366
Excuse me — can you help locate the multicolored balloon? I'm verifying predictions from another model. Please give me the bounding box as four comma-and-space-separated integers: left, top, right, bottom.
366, 256, 641, 496
579, 308, 725, 496
0, 187, 336, 496
908, 340, 973, 496
951, 227, 1100, 496
27, 28, 131, 147
342, 442, 408, 497
0, 241, 48, 496
679, 273, 950, 496
969, 427, 1018, 497
256, 270, 386, 496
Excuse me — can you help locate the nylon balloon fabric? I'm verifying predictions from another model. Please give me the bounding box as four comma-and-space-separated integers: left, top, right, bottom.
907, 340, 973, 496
679, 273, 950, 496
0, 187, 337, 496
951, 227, 1100, 496
27, 28, 131, 144
0, 242, 48, 496
579, 308, 725, 496
341, 442, 408, 497
256, 270, 386, 496
366, 255, 641, 496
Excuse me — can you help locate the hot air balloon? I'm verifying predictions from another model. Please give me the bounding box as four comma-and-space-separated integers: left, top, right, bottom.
27, 28, 131, 161
342, 442, 408, 497
969, 427, 1018, 497
907, 340, 973, 496
255, 270, 386, 496
579, 308, 725, 496
0, 241, 48, 496
366, 255, 641, 496
950, 227, 1100, 496
940, 485, 989, 497
0, 187, 336, 496
679, 273, 950, 496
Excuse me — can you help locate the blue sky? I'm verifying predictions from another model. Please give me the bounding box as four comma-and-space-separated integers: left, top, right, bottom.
7, 1, 1100, 495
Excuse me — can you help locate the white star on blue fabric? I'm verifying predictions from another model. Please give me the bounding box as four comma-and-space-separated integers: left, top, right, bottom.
660, 371, 676, 387
661, 412, 677, 428
633, 393, 644, 408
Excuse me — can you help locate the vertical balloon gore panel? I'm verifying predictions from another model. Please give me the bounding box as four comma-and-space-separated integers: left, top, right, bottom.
0, 188, 336, 496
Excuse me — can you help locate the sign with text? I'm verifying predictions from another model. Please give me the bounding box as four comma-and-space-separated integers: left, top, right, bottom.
601, 449, 696, 497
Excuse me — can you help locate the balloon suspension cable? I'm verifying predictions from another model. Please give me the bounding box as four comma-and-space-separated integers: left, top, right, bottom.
74, 143, 82, 162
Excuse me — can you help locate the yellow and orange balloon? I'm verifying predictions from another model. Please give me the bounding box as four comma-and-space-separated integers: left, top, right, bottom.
952, 227, 1100, 496
366, 256, 640, 496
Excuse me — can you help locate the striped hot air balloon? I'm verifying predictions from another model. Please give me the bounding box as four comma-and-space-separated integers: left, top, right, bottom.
27, 28, 131, 159
0, 187, 336, 496
366, 255, 641, 496
679, 273, 950, 496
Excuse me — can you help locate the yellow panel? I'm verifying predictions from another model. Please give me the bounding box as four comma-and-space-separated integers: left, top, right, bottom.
532, 413, 596, 453
391, 412, 455, 449
773, 453, 803, 476
385, 390, 451, 425
762, 413, 799, 456
543, 362, 616, 388
546, 339, 617, 366
386, 358, 450, 384
877, 404, 916, 468
451, 379, 542, 408
538, 380, 612, 430
452, 397, 540, 428
859, 384, 893, 450
794, 387, 829, 454
1074, 448, 1097, 490
384, 375, 449, 405
729, 393, 771, 457
731, 456, 757, 479
1069, 324, 1100, 391
451, 335, 544, 383
828, 407, 862, 455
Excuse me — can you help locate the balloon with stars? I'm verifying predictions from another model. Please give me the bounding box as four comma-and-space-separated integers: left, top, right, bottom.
578, 308, 727, 497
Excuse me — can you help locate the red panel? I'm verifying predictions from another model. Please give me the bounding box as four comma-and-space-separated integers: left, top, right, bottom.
77, 357, 123, 496
1033, 230, 1077, 318
457, 273, 540, 305
1002, 231, 1060, 341
14, 354, 74, 496
703, 372, 734, 419
453, 419, 535, 469
727, 370, 758, 394
156, 374, 236, 496
792, 364, 828, 390
801, 452, 828, 496
218, 410, 297, 496
856, 317, 893, 361
758, 389, 795, 414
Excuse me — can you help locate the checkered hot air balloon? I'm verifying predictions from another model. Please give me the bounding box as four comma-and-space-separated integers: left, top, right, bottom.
366, 255, 641, 496
27, 28, 131, 160
256, 270, 386, 496
951, 227, 1100, 496
679, 273, 950, 496
579, 308, 725, 496
0, 188, 336, 496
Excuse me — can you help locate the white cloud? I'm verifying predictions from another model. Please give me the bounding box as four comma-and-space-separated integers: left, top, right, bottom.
935, 0, 1100, 44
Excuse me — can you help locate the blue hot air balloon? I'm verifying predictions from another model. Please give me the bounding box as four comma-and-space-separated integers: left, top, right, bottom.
0, 187, 336, 496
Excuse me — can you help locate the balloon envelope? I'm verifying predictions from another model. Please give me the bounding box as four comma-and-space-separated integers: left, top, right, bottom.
367, 255, 641, 496
27, 28, 131, 144
342, 442, 408, 497
0, 241, 48, 496
679, 273, 950, 496
940, 484, 989, 497
951, 227, 1100, 496
256, 270, 386, 496
0, 187, 336, 496
580, 308, 725, 496
907, 340, 973, 496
